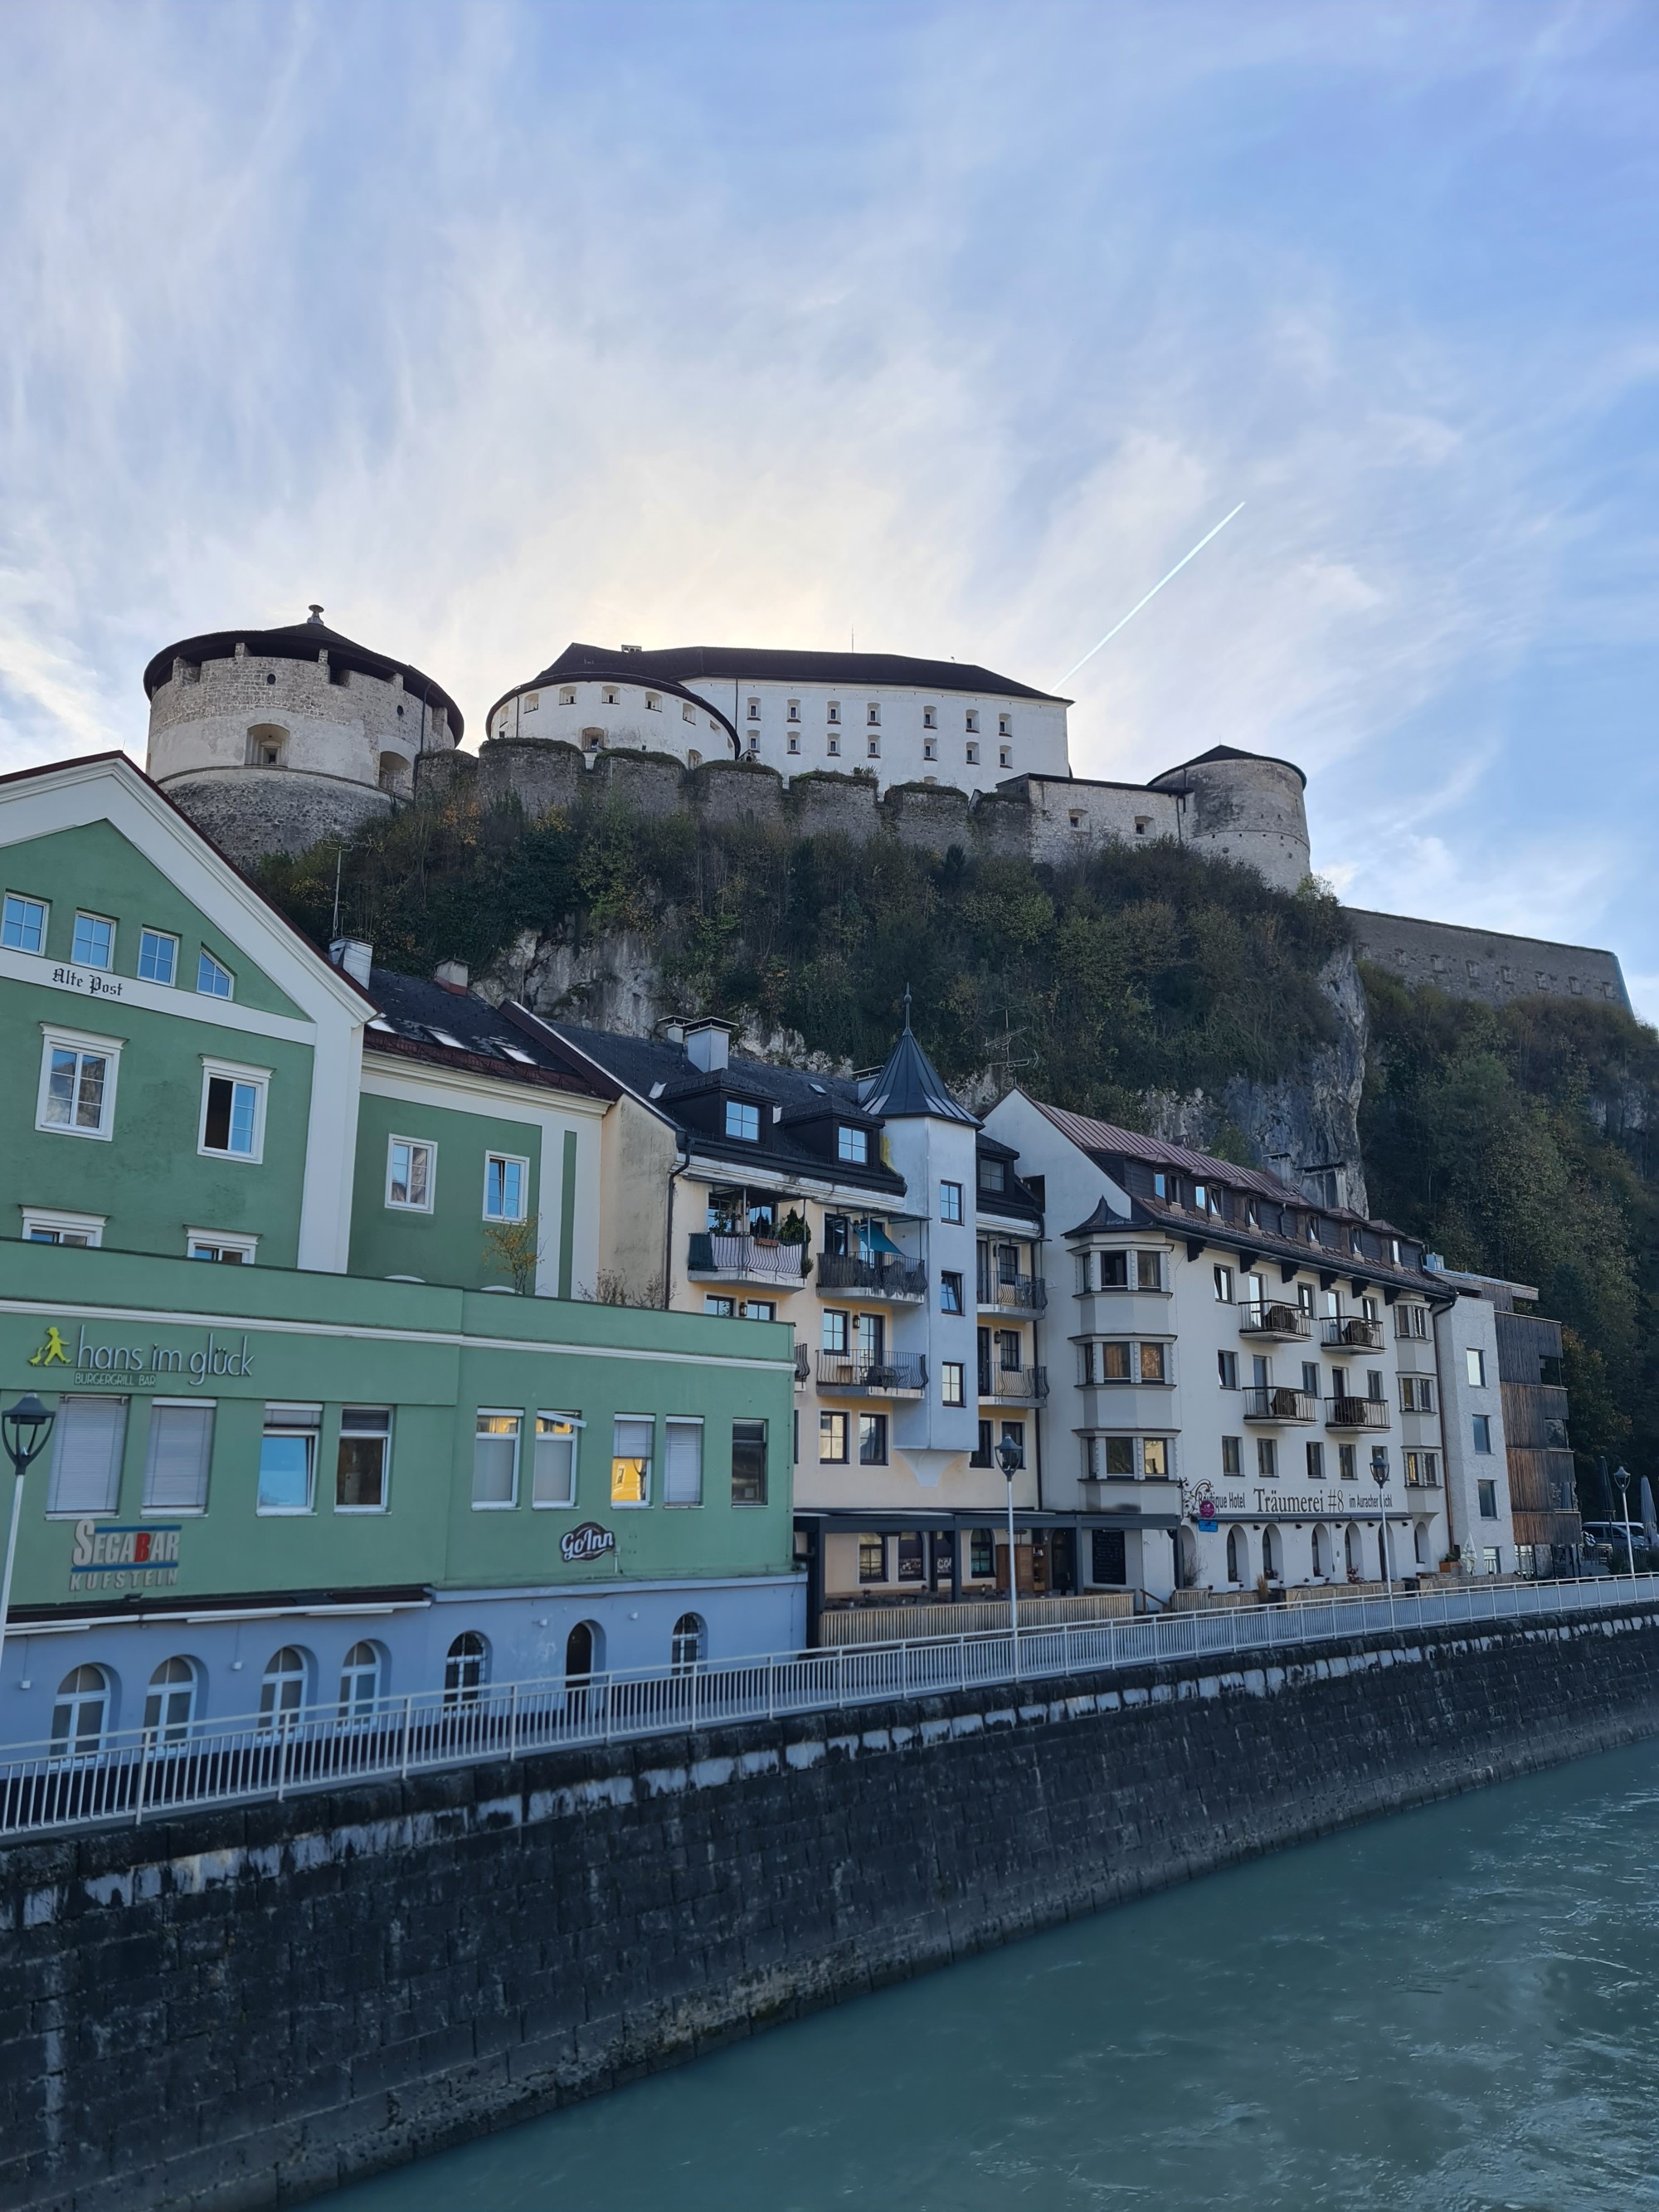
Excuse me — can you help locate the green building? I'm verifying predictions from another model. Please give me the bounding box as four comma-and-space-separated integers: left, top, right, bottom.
0, 753, 798, 1752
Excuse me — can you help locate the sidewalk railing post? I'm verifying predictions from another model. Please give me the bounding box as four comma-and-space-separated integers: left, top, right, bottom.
134, 1727, 153, 1827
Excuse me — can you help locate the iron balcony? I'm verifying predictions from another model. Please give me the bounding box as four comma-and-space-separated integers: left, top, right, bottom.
1321, 1315, 1384, 1350
815, 1352, 929, 1396
978, 1364, 1049, 1404
815, 1254, 928, 1303
1326, 1395, 1389, 1430
1238, 1300, 1311, 1340
976, 1273, 1048, 1313
1242, 1386, 1318, 1424
686, 1233, 807, 1289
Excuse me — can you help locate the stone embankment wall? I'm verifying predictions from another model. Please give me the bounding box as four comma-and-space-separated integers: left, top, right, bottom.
7, 1602, 1659, 2212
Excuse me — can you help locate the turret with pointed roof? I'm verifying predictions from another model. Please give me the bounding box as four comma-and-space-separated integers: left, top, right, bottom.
861, 992, 978, 1128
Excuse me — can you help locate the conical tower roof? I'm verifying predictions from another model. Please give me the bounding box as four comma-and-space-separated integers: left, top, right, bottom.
862, 995, 978, 1126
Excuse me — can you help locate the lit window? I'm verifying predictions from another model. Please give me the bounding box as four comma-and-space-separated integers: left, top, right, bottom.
473, 1412, 520, 1506
137, 928, 178, 985
732, 1419, 768, 1503
941, 1362, 965, 1406
533, 1415, 579, 1507
336, 1407, 391, 1511
71, 914, 114, 969
484, 1152, 527, 1221
197, 949, 234, 999
2, 892, 47, 953
38, 1033, 119, 1138
387, 1138, 434, 1210
820, 1411, 849, 1464
257, 1403, 319, 1514
1138, 1342, 1167, 1382
200, 1066, 265, 1159
142, 1403, 214, 1512
725, 1099, 761, 1143
1141, 1437, 1168, 1477
837, 1125, 868, 1164
939, 1180, 963, 1224
611, 1416, 653, 1505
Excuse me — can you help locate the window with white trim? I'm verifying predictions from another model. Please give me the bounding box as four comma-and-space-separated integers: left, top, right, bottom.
473, 1412, 520, 1507
664, 1418, 703, 1505
386, 1138, 434, 1211
837, 1125, 868, 1164
37, 1029, 120, 1139
2, 892, 47, 953
199, 1062, 267, 1161
533, 1414, 580, 1507
143, 1401, 214, 1513
611, 1416, 653, 1506
336, 1407, 391, 1511
725, 1100, 760, 1143
22, 1209, 104, 1246
71, 913, 115, 969
46, 1396, 128, 1516
257, 1404, 319, 1513
483, 1152, 528, 1221
732, 1419, 768, 1503
186, 1230, 257, 1264
137, 928, 178, 985
196, 949, 234, 999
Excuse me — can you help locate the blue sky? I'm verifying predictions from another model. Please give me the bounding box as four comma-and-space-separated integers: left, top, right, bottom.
2, 2, 1656, 1010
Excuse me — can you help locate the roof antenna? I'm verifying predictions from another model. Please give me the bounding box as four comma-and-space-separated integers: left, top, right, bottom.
308, 604, 324, 624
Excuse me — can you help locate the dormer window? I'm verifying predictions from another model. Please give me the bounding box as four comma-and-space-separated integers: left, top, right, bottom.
1192, 1183, 1207, 1212
978, 1157, 1005, 1193
725, 1100, 760, 1143
837, 1126, 868, 1165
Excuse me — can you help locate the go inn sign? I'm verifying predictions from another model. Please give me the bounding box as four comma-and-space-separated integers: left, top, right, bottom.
28, 1322, 255, 1390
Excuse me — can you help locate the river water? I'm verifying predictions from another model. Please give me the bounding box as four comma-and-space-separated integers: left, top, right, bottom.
337, 1742, 1659, 2210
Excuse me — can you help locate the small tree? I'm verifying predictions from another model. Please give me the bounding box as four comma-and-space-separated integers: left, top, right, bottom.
483, 1212, 542, 1295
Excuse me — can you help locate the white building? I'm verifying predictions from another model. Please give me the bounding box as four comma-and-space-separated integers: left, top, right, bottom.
1429, 1267, 1522, 1575
484, 643, 1073, 801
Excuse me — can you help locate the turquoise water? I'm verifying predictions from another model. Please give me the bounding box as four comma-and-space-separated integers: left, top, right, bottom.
336, 1742, 1659, 2210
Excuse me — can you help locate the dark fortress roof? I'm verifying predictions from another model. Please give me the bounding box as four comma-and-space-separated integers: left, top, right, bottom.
513, 641, 1068, 706
1149, 744, 1307, 791
144, 610, 465, 741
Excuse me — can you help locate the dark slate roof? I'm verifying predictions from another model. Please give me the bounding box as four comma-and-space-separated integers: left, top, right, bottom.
1148, 743, 1306, 791
514, 641, 1067, 705
861, 1021, 978, 1126
144, 611, 464, 738
550, 1022, 907, 1196
363, 971, 611, 1098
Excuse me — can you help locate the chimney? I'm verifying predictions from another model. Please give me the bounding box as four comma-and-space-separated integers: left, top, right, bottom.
684, 1017, 732, 1073
329, 938, 372, 987
433, 959, 469, 995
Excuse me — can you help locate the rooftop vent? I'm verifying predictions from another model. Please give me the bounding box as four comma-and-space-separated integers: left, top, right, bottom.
308, 603, 324, 624
433, 958, 469, 995
619, 642, 643, 654
329, 938, 372, 987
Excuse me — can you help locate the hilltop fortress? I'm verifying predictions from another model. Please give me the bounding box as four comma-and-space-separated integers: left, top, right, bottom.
143, 608, 1631, 1016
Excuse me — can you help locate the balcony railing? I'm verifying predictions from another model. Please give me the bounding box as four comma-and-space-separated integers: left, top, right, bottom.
687, 1233, 806, 1285
816, 1254, 927, 1301
1326, 1396, 1389, 1430
1242, 1386, 1318, 1424
978, 1364, 1049, 1403
816, 1352, 928, 1396
1321, 1316, 1384, 1350
1238, 1301, 1311, 1339
977, 1274, 1048, 1313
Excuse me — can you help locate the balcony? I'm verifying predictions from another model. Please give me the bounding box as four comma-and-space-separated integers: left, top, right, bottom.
977, 1274, 1048, 1314
1326, 1396, 1389, 1430
978, 1364, 1049, 1405
815, 1352, 928, 1397
686, 1233, 806, 1290
1321, 1315, 1384, 1350
815, 1254, 928, 1303
1243, 1386, 1317, 1424
1238, 1300, 1311, 1340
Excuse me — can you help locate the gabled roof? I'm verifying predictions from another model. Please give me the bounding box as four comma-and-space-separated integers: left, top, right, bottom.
365, 972, 612, 1099
143, 610, 463, 738
514, 641, 1068, 705
862, 1015, 978, 1126
1030, 1099, 1297, 1205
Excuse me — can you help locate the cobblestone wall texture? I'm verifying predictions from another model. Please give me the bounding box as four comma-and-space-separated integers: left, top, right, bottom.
5, 1603, 1659, 2212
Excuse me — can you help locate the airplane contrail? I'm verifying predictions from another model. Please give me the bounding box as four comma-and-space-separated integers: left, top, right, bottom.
1053, 501, 1246, 689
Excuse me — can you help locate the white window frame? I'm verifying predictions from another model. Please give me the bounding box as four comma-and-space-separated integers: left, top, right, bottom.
663, 1416, 704, 1508
142, 1398, 216, 1515
198, 1056, 270, 1164
532, 1412, 583, 1508
385, 1135, 435, 1212
837, 1125, 868, 1165
21, 1207, 105, 1246
2, 890, 48, 953
472, 1410, 523, 1509
255, 1403, 320, 1517
335, 1406, 393, 1515
196, 948, 235, 1001
184, 1228, 260, 1263
482, 1151, 530, 1223
36, 1025, 123, 1142
136, 927, 179, 986
611, 1415, 654, 1508
724, 1100, 761, 1143
71, 910, 117, 971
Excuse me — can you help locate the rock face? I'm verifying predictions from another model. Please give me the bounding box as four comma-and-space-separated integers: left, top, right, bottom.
494, 923, 1373, 1206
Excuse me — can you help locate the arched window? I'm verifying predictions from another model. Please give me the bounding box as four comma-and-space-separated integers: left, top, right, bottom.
1175, 1526, 1198, 1589
444, 1632, 489, 1705
1261, 1526, 1282, 1581
1414, 1521, 1431, 1566
51, 1664, 112, 1757
670, 1613, 706, 1674
1345, 1523, 1363, 1577
259, 1646, 311, 1723
339, 1641, 386, 1718
1311, 1524, 1331, 1578
144, 1657, 201, 1742
246, 723, 288, 767
1225, 1527, 1244, 1584
565, 1620, 604, 1681
377, 752, 408, 796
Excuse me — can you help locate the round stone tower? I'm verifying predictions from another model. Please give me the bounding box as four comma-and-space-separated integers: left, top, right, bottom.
143, 607, 464, 870
1146, 745, 1311, 891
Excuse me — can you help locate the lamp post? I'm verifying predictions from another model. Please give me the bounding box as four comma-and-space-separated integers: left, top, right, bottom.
1613, 1464, 1636, 1577
995, 1434, 1024, 1660
1370, 1449, 1392, 1592
0, 1393, 56, 1685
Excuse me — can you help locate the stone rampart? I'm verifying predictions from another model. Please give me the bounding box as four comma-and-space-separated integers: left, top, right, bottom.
161, 768, 392, 871
1350, 909, 1632, 1015
6, 1601, 1659, 2211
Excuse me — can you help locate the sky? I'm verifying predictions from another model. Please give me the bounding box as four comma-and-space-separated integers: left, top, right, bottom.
2, 1, 1657, 1012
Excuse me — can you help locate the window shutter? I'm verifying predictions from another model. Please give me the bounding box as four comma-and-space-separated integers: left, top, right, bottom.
46, 1397, 128, 1514
143, 1405, 214, 1510
664, 1423, 703, 1505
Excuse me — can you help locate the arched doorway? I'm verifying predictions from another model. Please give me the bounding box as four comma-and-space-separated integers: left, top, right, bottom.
1311, 1524, 1331, 1579
1226, 1527, 1246, 1585
1345, 1523, 1364, 1579
1261, 1526, 1282, 1583
1176, 1526, 1199, 1589
51, 1664, 113, 1758
259, 1647, 311, 1724
670, 1614, 706, 1675
565, 1620, 604, 1681
144, 1657, 201, 1742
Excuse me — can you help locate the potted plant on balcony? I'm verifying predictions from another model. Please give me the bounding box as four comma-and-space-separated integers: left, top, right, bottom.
777, 1208, 813, 1278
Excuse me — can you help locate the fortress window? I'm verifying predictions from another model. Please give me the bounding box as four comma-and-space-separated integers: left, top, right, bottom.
138, 928, 178, 986
1134, 816, 1151, 836
787, 734, 800, 755
645, 692, 661, 711
867, 703, 880, 725
561, 687, 577, 705
1068, 810, 1083, 829
1466, 960, 1477, 979
2, 891, 47, 953
602, 688, 619, 706
1501, 965, 1513, 982
378, 753, 409, 794
1395, 948, 1407, 964
923, 739, 937, 760
582, 728, 605, 751
688, 749, 703, 767
71, 913, 114, 970
966, 741, 980, 765
523, 692, 539, 713
998, 713, 1011, 737
683, 703, 696, 722
747, 698, 761, 721
265, 671, 276, 685
787, 699, 800, 722
999, 745, 1013, 769
1569, 975, 1579, 994
827, 734, 840, 757
197, 949, 233, 1000
246, 724, 287, 767
827, 701, 841, 724
396, 703, 405, 717
965, 710, 979, 733
868, 734, 880, 758
923, 706, 937, 728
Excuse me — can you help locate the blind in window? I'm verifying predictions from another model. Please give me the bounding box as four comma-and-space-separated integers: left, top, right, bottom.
664, 1421, 703, 1505
46, 1397, 128, 1515
143, 1404, 214, 1511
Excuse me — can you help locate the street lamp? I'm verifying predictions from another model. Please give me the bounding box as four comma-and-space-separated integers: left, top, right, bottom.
1613, 1464, 1636, 1577
995, 1434, 1024, 1657
0, 1393, 56, 1683
1370, 1449, 1391, 1592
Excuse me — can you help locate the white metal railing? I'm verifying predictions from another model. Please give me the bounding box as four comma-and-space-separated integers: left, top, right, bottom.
4, 1571, 1657, 1842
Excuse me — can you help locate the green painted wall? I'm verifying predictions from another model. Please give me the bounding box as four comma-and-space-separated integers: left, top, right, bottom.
0, 1240, 795, 1610
349, 1091, 544, 1290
